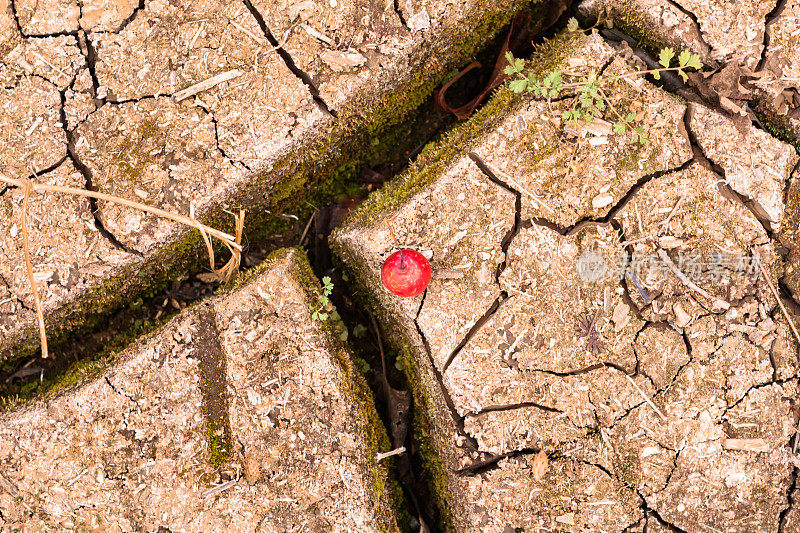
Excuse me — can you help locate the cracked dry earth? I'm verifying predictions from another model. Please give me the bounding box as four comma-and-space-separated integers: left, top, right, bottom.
4, 0, 800, 531
0, 250, 401, 531
0, 0, 526, 358
333, 31, 800, 531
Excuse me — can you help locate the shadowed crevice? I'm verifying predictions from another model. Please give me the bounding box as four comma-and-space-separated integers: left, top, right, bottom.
392, 0, 409, 30
194, 102, 252, 172
9, 0, 80, 38
467, 151, 522, 282
77, 31, 102, 105
111, 0, 145, 34
756, 0, 790, 72
778, 466, 798, 532
456, 446, 541, 475
566, 157, 696, 237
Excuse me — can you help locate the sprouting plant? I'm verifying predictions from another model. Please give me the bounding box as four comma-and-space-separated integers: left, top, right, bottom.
504, 18, 703, 143
310, 276, 349, 341
312, 276, 334, 321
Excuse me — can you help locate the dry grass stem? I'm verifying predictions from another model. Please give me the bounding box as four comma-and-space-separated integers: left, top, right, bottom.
20, 179, 48, 359
657, 249, 730, 310
2, 173, 246, 357
759, 262, 800, 347
173, 70, 243, 101
201, 479, 237, 499
619, 369, 666, 419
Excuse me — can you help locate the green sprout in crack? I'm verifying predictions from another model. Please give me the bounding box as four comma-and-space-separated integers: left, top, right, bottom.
312, 275, 334, 322
504, 18, 703, 143
311, 276, 349, 342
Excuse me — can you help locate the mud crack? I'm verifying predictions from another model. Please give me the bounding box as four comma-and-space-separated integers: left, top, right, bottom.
757, 0, 790, 72
104, 375, 136, 404
411, 289, 485, 461
437, 152, 522, 373
778, 465, 798, 532
9, 0, 80, 38
242, 0, 336, 117
662, 0, 713, 61
392, 0, 409, 30
682, 105, 777, 237
58, 82, 140, 257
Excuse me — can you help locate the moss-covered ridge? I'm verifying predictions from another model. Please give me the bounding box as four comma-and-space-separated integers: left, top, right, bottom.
1, 0, 543, 365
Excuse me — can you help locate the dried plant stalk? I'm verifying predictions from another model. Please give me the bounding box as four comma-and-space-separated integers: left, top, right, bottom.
20, 180, 48, 359
1, 173, 245, 359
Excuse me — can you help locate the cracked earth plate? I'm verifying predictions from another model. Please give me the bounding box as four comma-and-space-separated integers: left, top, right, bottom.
0, 249, 402, 531
0, 0, 537, 361
333, 28, 800, 531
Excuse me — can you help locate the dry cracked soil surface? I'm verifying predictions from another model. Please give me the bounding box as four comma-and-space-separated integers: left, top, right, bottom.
3, 0, 800, 532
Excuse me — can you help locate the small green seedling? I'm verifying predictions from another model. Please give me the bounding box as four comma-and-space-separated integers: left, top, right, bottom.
312, 276, 334, 322
311, 276, 349, 341
504, 19, 703, 143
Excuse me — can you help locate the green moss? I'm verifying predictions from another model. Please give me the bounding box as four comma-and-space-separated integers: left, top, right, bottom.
1, 0, 547, 377
584, 3, 673, 59
204, 416, 233, 467
752, 94, 800, 153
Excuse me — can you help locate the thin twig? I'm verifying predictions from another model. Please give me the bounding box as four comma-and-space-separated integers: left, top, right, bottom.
299, 210, 316, 246
0, 176, 240, 247
794, 415, 800, 454
759, 262, 800, 347
21, 180, 48, 359
657, 249, 730, 310
658, 194, 684, 234
376, 447, 406, 462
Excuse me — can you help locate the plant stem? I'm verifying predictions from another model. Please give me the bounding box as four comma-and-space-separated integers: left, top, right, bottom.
20, 180, 48, 359
0, 175, 240, 249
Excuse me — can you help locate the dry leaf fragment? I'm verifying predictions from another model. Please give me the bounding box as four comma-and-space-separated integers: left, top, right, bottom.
532, 449, 548, 481
612, 301, 630, 332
